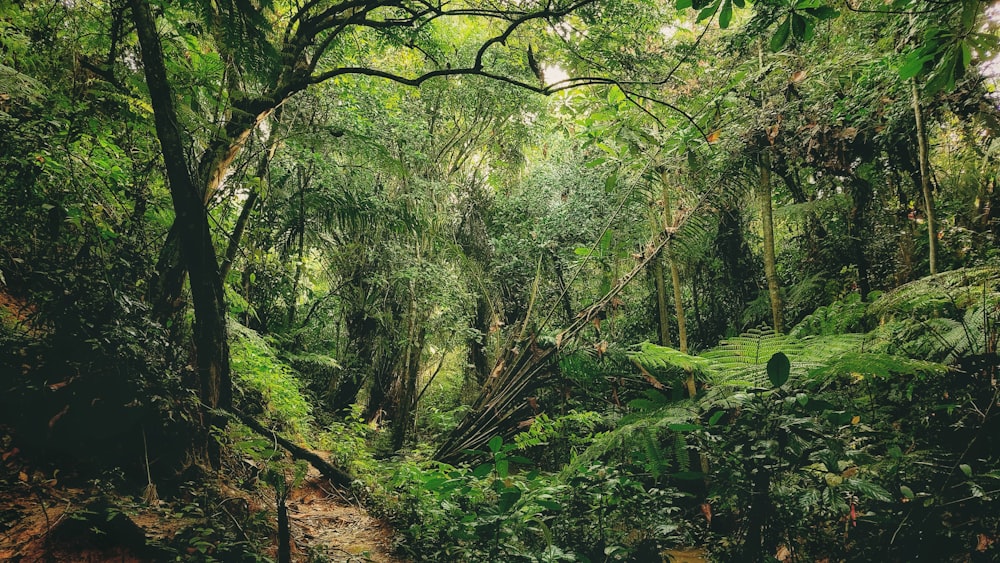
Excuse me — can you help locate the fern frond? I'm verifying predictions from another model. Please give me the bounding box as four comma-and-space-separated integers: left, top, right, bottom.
627, 341, 714, 375
807, 352, 947, 383
560, 406, 698, 478
673, 432, 690, 473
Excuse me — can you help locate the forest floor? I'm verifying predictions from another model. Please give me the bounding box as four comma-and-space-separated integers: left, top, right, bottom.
0, 450, 404, 562
285, 469, 403, 562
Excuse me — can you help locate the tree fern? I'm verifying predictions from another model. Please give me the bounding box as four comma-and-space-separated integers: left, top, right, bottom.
807, 352, 947, 383
559, 406, 699, 479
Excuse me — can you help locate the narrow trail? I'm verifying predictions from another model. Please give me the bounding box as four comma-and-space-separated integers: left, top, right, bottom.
286, 471, 404, 562
0, 462, 405, 562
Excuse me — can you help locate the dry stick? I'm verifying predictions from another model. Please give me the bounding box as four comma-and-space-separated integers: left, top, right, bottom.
141, 425, 158, 504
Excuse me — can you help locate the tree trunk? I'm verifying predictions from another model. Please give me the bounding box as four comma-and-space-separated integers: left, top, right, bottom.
848, 176, 873, 301
288, 185, 306, 326
130, 0, 232, 424
550, 251, 576, 323
651, 252, 672, 347
660, 170, 692, 394
392, 323, 426, 451
220, 128, 281, 282
468, 295, 491, 385
911, 79, 938, 275
758, 152, 783, 333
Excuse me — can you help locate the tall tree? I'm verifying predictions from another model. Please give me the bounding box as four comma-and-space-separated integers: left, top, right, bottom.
129, 0, 232, 430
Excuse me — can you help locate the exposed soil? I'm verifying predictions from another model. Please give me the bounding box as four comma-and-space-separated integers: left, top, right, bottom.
0, 453, 404, 562
286, 472, 404, 562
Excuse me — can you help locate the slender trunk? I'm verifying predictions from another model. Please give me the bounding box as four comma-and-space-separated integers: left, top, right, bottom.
742, 461, 771, 561
220, 131, 281, 282
393, 323, 426, 451
669, 257, 686, 351
758, 152, 783, 333
651, 252, 671, 347
848, 176, 873, 300
660, 175, 688, 353
660, 170, 692, 394
220, 190, 257, 283
130, 0, 231, 420
288, 185, 306, 326
550, 251, 576, 323
276, 487, 291, 563
648, 203, 670, 346
468, 295, 491, 384
911, 79, 937, 275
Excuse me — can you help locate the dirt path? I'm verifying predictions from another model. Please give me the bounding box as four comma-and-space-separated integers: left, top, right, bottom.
287, 473, 405, 563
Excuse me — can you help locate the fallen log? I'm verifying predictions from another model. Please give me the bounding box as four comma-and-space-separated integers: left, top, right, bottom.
229, 409, 354, 489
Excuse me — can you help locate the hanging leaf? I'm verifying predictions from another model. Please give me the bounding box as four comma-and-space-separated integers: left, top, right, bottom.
767, 351, 790, 387
899, 52, 933, 80
719, 0, 733, 28
697, 0, 720, 22
804, 6, 838, 19
607, 85, 626, 105
790, 12, 807, 41
488, 435, 503, 453
771, 16, 791, 52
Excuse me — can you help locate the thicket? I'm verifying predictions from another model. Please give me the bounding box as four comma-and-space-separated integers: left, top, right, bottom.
2, 0, 1000, 560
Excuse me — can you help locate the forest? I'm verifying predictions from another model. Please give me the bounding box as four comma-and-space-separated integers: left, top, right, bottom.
1, 0, 999, 559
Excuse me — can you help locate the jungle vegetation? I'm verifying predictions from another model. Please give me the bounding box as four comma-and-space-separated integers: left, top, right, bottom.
1, 0, 999, 559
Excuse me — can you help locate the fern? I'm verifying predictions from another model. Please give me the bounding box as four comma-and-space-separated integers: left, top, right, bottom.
807, 352, 947, 383
866, 265, 1000, 362
869, 266, 999, 320
627, 341, 714, 375
560, 406, 699, 478
673, 433, 691, 473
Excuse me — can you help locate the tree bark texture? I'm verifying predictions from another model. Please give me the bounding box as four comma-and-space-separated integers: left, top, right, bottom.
130, 0, 232, 416
758, 152, 783, 333
911, 79, 938, 275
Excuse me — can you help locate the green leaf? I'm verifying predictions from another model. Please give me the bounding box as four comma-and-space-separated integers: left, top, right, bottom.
607, 85, 626, 105
790, 12, 807, 40
805, 6, 838, 19
960, 464, 973, 478
605, 173, 618, 192
676, 0, 693, 9
767, 352, 790, 387
488, 435, 503, 453
771, 16, 791, 52
496, 459, 509, 478
708, 410, 726, 426
794, 0, 821, 8
732, 0, 744, 8
498, 488, 521, 512
719, 0, 733, 28
900, 485, 915, 500
537, 499, 562, 511
473, 463, 493, 478
899, 52, 932, 80
697, 0, 720, 22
